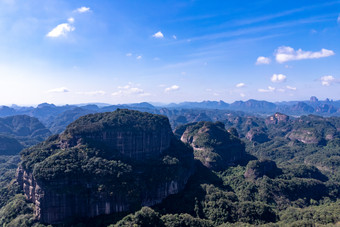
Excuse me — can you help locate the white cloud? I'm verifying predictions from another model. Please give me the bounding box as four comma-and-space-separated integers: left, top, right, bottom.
256, 56, 271, 65
67, 17, 75, 23
271, 74, 287, 83
337, 14, 340, 24
277, 88, 285, 92
286, 85, 297, 91
136, 55, 142, 60
275, 46, 335, 63
236, 83, 245, 88
240, 93, 246, 97
164, 85, 180, 92
46, 23, 75, 38
112, 84, 147, 97
152, 31, 164, 38
76, 91, 106, 95
126, 53, 132, 57
320, 75, 337, 86
173, 35, 177, 39
258, 86, 275, 93
75, 6, 90, 13
47, 87, 69, 93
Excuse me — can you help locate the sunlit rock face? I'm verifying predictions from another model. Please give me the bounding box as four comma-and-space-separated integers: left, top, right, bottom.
17, 109, 195, 224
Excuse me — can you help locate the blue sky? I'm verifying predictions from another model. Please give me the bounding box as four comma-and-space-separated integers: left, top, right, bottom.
0, 0, 339, 105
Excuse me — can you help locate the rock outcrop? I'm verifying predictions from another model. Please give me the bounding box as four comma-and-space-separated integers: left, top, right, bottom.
17, 109, 194, 224
265, 113, 289, 125
246, 128, 270, 143
179, 121, 245, 170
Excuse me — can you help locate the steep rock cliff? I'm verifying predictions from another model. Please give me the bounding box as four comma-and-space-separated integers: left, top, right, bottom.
17, 109, 194, 224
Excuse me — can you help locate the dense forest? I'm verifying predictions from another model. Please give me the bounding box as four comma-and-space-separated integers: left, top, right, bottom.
0, 105, 339, 226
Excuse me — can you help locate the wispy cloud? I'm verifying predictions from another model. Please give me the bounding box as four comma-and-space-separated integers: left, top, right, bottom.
67, 17, 75, 23
46, 23, 75, 38
236, 83, 245, 88
286, 85, 297, 91
275, 46, 335, 63
112, 84, 149, 97
152, 31, 164, 38
47, 87, 69, 93
187, 16, 333, 43
256, 56, 271, 65
136, 55, 142, 60
126, 53, 132, 57
320, 75, 338, 86
228, 2, 339, 28
173, 35, 177, 40
337, 14, 340, 24
76, 91, 106, 95
165, 85, 180, 92
258, 86, 275, 93
75, 6, 91, 13
271, 74, 286, 83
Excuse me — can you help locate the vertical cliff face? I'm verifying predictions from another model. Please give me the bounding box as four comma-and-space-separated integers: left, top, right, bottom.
62, 130, 171, 160
17, 109, 195, 224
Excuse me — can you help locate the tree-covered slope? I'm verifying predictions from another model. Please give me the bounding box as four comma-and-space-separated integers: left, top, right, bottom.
0, 115, 51, 148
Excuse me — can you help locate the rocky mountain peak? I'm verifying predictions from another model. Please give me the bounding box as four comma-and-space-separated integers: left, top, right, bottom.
265, 112, 289, 125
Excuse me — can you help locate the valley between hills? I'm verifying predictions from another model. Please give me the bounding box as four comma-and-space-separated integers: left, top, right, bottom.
0, 97, 339, 226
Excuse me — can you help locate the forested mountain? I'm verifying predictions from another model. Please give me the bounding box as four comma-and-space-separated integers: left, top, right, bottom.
0, 107, 339, 226
0, 115, 51, 150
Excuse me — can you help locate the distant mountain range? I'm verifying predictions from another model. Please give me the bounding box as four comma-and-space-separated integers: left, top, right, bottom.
163, 96, 340, 115
0, 96, 339, 135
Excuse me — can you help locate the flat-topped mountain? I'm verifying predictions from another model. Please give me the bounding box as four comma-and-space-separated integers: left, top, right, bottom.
17, 109, 195, 224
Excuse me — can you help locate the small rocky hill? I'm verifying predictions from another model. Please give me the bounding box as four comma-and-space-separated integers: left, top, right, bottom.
177, 121, 246, 170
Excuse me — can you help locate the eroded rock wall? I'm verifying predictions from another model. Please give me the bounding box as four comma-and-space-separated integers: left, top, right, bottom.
17, 165, 192, 224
